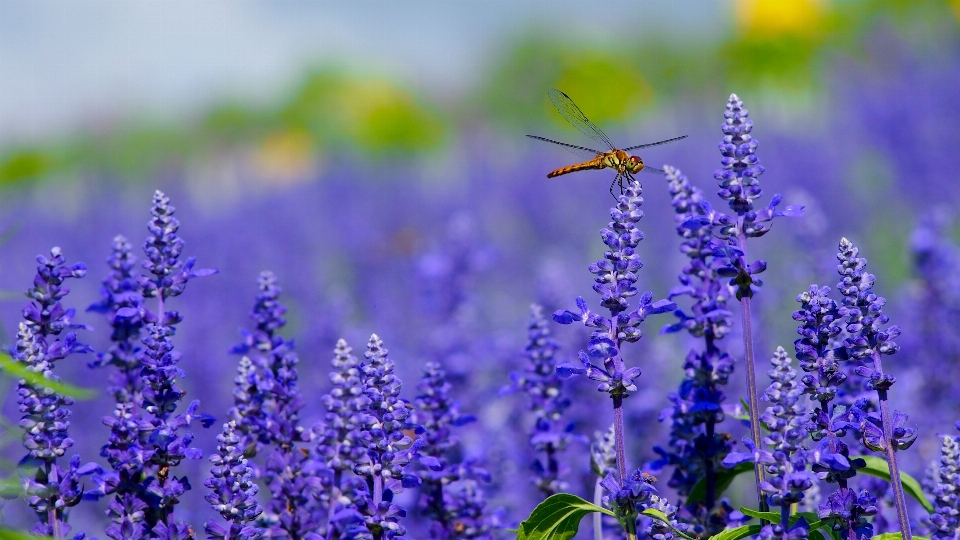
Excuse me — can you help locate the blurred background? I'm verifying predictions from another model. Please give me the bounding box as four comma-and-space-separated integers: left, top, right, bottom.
2, 0, 960, 536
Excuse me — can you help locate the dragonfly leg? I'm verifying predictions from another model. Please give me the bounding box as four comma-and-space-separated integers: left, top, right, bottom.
608, 175, 620, 201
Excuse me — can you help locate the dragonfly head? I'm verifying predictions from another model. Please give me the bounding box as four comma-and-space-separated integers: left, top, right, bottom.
626, 155, 644, 174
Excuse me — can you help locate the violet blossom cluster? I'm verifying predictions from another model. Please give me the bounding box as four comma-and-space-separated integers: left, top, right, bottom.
413, 361, 497, 539
348, 335, 422, 539
88, 191, 216, 540
505, 304, 576, 497
203, 421, 263, 540
929, 423, 960, 540
553, 180, 675, 401
653, 165, 737, 538
15, 248, 99, 539
724, 347, 815, 540
836, 238, 917, 536
229, 271, 319, 539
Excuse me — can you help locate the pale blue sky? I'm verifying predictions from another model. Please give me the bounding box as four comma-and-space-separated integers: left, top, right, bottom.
0, 1, 728, 145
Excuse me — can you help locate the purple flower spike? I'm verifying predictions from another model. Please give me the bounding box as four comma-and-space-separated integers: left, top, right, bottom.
555, 181, 675, 400
350, 334, 418, 538
930, 424, 960, 540
757, 347, 815, 512
715, 93, 765, 216
836, 237, 913, 537
16, 247, 98, 539
138, 190, 217, 306
204, 421, 264, 540
415, 362, 497, 539
231, 271, 318, 538
818, 488, 877, 540
126, 191, 216, 532
652, 166, 738, 536
505, 305, 576, 497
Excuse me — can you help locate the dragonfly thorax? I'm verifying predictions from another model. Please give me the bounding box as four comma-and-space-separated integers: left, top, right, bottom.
604, 150, 644, 174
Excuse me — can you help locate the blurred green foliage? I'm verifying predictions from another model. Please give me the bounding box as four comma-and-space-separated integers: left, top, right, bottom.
0, 0, 956, 185
0, 353, 96, 400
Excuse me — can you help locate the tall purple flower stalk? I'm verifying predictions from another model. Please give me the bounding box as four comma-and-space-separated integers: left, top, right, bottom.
793, 285, 871, 535
553, 179, 675, 539
229, 271, 319, 539
723, 347, 815, 540
89, 236, 155, 540
135, 190, 216, 535
414, 361, 497, 539
505, 304, 575, 497
836, 238, 915, 538
314, 338, 369, 538
89, 236, 146, 405
15, 248, 99, 539
204, 420, 264, 540
930, 422, 960, 540
655, 166, 736, 537
351, 335, 420, 540
709, 94, 801, 510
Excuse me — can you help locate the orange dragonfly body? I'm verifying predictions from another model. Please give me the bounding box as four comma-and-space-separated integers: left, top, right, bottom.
528, 89, 686, 197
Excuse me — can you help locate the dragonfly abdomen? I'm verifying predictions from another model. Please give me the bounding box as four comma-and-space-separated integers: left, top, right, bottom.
547, 157, 606, 178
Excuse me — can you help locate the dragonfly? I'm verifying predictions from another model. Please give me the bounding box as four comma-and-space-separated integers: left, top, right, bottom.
527, 89, 687, 198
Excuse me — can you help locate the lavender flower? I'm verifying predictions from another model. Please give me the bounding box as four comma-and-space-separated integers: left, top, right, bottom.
86, 235, 156, 540
599, 468, 659, 536
553, 179, 675, 483
230, 271, 319, 539
413, 361, 497, 540
314, 338, 372, 534
710, 94, 801, 511
655, 166, 736, 536
88, 235, 146, 405
136, 191, 216, 533
930, 424, 960, 540
351, 334, 419, 539
836, 237, 914, 537
793, 285, 864, 492
204, 421, 264, 540
724, 347, 814, 539
505, 305, 575, 497
16, 248, 100, 539
818, 488, 878, 540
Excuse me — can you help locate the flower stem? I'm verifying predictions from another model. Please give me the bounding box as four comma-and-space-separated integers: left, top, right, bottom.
613, 395, 627, 484
872, 352, 911, 539
736, 229, 767, 513
612, 394, 637, 540
594, 479, 604, 540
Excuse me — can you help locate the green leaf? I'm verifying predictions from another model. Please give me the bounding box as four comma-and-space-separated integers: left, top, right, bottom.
688, 462, 754, 504
856, 455, 935, 514
0, 354, 96, 400
870, 534, 929, 540
0, 528, 53, 540
517, 493, 615, 540
740, 507, 834, 539
0, 476, 20, 498
708, 524, 763, 540
740, 507, 781, 523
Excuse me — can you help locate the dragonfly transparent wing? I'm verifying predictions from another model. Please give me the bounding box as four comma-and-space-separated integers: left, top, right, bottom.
526, 135, 601, 160
640, 165, 667, 175
548, 89, 617, 151
622, 135, 687, 151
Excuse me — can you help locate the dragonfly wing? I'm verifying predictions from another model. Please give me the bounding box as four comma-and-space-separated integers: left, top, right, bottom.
640, 165, 667, 175
622, 135, 687, 151
548, 89, 617, 151
526, 135, 602, 160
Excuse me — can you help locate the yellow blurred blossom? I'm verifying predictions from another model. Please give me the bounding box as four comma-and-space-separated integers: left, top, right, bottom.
735, 0, 827, 38
253, 129, 316, 184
